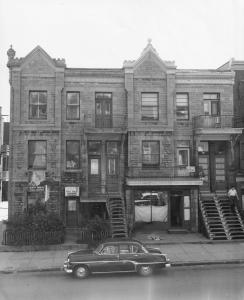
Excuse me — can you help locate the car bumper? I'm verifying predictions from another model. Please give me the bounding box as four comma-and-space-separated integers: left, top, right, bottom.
63, 262, 73, 274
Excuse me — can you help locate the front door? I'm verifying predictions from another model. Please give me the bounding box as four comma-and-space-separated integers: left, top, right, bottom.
170, 194, 183, 227
88, 156, 101, 195
209, 142, 226, 192
66, 198, 78, 227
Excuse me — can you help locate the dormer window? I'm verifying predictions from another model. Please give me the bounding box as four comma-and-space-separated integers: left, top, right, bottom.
29, 91, 47, 119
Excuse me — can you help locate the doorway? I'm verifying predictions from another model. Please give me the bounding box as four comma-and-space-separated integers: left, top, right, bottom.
209, 141, 226, 192
66, 198, 78, 227
170, 193, 183, 227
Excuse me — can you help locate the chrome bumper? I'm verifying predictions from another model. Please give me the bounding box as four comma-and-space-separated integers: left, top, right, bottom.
64, 262, 73, 274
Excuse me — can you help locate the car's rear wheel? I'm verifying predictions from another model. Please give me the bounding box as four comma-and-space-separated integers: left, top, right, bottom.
74, 265, 89, 279
137, 265, 153, 276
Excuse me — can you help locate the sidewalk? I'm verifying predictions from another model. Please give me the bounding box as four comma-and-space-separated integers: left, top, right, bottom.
1, 233, 244, 274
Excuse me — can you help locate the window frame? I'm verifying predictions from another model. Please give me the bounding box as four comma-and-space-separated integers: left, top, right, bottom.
66, 92, 80, 120
106, 141, 119, 176
177, 147, 190, 167
95, 92, 113, 128
66, 140, 80, 170
141, 92, 159, 121
142, 140, 160, 168
28, 140, 47, 170
203, 93, 220, 116
29, 91, 47, 120
176, 93, 189, 120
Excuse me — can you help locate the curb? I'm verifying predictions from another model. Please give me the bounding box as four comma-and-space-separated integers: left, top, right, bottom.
1, 260, 244, 274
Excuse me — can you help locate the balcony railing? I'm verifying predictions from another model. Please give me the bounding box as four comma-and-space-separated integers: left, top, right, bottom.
193, 115, 234, 129
126, 166, 198, 178
83, 113, 127, 131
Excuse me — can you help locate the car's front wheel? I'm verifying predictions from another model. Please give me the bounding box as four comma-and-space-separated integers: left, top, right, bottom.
74, 265, 89, 279
137, 265, 153, 276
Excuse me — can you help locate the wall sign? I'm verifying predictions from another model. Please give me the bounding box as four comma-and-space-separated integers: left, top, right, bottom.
65, 186, 80, 197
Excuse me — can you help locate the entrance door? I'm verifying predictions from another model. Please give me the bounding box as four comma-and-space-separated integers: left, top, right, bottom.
209, 142, 226, 192
66, 198, 78, 227
88, 156, 101, 195
170, 194, 183, 227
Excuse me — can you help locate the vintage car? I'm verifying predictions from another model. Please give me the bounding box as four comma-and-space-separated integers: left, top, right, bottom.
63, 239, 170, 279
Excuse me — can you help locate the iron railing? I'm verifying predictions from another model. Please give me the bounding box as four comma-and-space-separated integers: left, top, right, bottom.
193, 115, 239, 129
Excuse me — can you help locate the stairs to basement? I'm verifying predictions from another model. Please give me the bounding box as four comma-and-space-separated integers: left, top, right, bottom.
106, 195, 128, 238
199, 192, 244, 240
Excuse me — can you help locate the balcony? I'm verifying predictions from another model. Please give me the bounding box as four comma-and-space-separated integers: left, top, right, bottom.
126, 166, 202, 187
83, 113, 127, 133
193, 115, 243, 139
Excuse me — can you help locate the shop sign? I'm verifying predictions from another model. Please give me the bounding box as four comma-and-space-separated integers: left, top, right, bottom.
65, 186, 80, 197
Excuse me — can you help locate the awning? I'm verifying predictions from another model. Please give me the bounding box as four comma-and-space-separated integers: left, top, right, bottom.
126, 177, 203, 186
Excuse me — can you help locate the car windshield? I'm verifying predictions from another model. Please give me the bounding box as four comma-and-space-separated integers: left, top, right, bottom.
94, 244, 103, 254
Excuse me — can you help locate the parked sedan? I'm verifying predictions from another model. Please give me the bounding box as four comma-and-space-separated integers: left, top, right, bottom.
64, 239, 170, 279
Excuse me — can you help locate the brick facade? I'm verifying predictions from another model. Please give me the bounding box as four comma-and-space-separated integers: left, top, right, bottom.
7, 43, 241, 233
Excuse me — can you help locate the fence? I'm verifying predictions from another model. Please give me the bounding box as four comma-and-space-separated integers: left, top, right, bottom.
78, 230, 111, 242
2, 229, 64, 246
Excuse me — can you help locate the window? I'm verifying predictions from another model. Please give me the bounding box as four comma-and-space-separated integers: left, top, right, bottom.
142, 141, 160, 167
101, 245, 119, 255
177, 148, 190, 166
29, 91, 47, 119
88, 141, 101, 176
176, 94, 189, 120
90, 159, 99, 175
141, 93, 159, 120
203, 93, 220, 116
106, 142, 119, 175
28, 141, 47, 169
66, 141, 80, 169
66, 92, 80, 120
95, 93, 112, 128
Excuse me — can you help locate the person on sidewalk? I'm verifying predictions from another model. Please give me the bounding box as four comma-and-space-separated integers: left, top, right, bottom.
228, 186, 239, 212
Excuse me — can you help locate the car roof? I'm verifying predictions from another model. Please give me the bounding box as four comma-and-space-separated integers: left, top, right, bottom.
101, 238, 143, 245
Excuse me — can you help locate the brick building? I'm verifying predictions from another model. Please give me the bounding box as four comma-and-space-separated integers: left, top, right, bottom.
7, 42, 242, 236
218, 59, 244, 205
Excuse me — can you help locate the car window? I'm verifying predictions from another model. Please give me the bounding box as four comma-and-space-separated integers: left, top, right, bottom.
130, 244, 144, 254
119, 244, 130, 254
101, 245, 119, 255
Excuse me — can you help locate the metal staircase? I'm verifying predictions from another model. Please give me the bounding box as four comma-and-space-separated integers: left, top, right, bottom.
106, 196, 128, 238
199, 192, 244, 240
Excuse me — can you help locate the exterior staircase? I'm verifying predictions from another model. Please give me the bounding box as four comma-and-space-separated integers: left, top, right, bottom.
106, 196, 128, 238
199, 192, 244, 240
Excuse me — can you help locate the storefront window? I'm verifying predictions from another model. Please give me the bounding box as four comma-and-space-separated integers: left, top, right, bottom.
134, 191, 168, 223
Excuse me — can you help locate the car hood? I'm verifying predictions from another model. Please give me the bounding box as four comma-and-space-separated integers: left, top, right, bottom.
146, 247, 162, 254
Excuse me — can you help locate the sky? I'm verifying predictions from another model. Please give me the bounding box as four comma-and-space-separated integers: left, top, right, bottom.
0, 0, 244, 117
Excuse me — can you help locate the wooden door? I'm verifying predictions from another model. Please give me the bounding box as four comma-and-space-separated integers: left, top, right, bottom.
66, 198, 78, 227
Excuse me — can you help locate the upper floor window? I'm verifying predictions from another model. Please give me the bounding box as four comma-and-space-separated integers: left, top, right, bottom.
176, 141, 190, 167
176, 93, 189, 120
141, 93, 159, 120
66, 141, 80, 169
29, 91, 47, 120
142, 141, 160, 168
95, 93, 112, 128
66, 92, 80, 120
28, 141, 47, 169
203, 93, 220, 116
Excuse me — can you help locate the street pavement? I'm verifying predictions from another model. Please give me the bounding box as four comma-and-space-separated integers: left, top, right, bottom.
1, 202, 244, 274
1, 235, 244, 274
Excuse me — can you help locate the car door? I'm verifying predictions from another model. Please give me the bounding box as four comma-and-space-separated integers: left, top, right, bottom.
118, 243, 145, 271
91, 244, 120, 273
